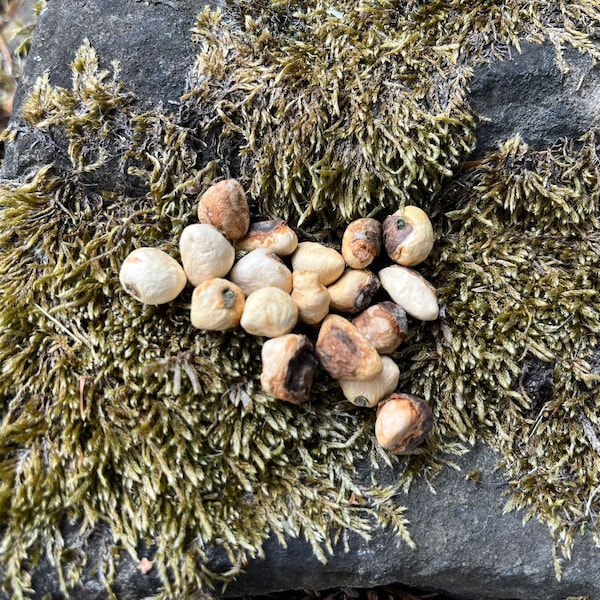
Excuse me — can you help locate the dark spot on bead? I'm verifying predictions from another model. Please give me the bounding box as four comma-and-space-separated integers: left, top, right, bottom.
222, 287, 237, 308
125, 283, 141, 299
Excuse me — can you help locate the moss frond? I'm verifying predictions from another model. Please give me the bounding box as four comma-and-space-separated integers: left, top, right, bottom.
185, 2, 475, 227
399, 134, 600, 561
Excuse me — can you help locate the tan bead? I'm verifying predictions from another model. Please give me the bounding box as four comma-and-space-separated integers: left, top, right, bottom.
315, 314, 382, 381
260, 334, 318, 403
235, 219, 298, 256
179, 223, 235, 287
339, 356, 400, 408
375, 393, 434, 454
352, 301, 408, 354
291, 270, 330, 326
290, 242, 345, 286
327, 269, 381, 314
378, 265, 438, 321
229, 248, 292, 296
240, 287, 298, 338
341, 218, 382, 269
190, 278, 245, 331
382, 205, 434, 266
197, 178, 250, 240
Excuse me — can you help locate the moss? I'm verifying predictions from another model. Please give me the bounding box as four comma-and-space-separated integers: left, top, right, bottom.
1, 1, 600, 598
402, 134, 600, 572
184, 2, 475, 228
183, 0, 600, 229
0, 42, 412, 600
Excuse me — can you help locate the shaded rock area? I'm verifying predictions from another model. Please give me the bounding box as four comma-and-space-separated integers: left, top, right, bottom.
469, 40, 600, 154
1, 1, 600, 600
1, 0, 213, 191
225, 442, 599, 600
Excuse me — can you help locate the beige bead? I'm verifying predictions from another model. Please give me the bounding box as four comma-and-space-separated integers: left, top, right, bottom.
327, 269, 381, 315
179, 223, 235, 287
315, 314, 382, 381
190, 278, 245, 331
378, 265, 439, 321
235, 219, 298, 256
375, 393, 434, 454
341, 218, 382, 269
197, 178, 250, 240
382, 205, 434, 266
229, 248, 292, 296
260, 334, 318, 403
290, 242, 345, 286
352, 301, 408, 354
339, 356, 400, 408
291, 270, 330, 326
240, 287, 298, 338
119, 247, 187, 305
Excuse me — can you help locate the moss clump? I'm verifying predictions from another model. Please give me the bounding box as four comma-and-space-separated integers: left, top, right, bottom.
184, 0, 600, 229
1, 0, 600, 598
401, 134, 600, 573
0, 43, 413, 600
183, 0, 600, 578
184, 1, 475, 228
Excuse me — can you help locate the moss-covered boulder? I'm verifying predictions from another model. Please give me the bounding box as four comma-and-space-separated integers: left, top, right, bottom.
2, 1, 600, 599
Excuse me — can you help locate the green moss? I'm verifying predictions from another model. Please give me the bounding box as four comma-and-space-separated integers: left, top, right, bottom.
184, 0, 600, 229
1, 1, 600, 598
184, 2, 475, 228
0, 42, 412, 600
402, 134, 600, 572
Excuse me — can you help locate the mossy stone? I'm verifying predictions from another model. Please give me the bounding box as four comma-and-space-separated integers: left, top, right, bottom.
1, 1, 600, 598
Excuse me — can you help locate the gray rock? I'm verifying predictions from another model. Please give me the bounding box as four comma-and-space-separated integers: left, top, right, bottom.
470, 40, 600, 154
2, 2, 600, 599
6, 443, 597, 600
1, 0, 214, 187
225, 442, 599, 600
27, 522, 163, 600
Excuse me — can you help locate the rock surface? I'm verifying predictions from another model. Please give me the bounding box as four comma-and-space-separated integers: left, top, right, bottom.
2, 1, 600, 599
469, 40, 600, 154
1, 0, 207, 187
225, 442, 599, 600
